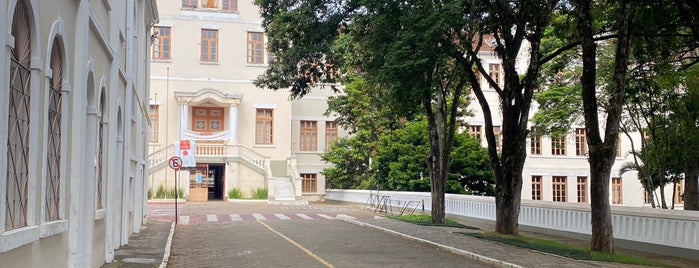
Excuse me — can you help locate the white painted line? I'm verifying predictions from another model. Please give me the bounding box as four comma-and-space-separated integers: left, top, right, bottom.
253, 214, 267, 220
336, 214, 355, 220
318, 214, 335, 219
230, 214, 242, 221
159, 223, 176, 268
335, 217, 523, 268
296, 214, 314, 220
207, 215, 218, 222
180, 216, 190, 225
274, 213, 291, 220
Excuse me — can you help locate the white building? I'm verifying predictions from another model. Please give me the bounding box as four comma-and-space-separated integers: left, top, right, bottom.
466, 37, 684, 208
147, 0, 345, 203
0, 0, 158, 267
147, 1, 683, 209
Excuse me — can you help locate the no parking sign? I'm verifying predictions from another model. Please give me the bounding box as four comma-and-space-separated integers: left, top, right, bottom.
168, 156, 183, 170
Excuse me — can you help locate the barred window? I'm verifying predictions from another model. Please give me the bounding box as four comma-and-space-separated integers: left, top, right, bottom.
45, 41, 63, 221
6, 0, 32, 230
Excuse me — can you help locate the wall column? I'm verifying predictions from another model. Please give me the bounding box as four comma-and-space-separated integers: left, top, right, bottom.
179, 102, 189, 140
229, 105, 238, 143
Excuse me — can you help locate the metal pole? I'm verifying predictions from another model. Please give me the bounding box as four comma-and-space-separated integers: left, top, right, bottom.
175, 170, 179, 224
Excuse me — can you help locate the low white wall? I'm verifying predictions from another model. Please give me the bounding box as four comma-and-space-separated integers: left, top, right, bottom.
326, 189, 699, 251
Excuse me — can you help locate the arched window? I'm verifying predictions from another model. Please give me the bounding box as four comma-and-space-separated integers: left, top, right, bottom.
45, 40, 63, 221
6, 0, 32, 230
97, 92, 106, 209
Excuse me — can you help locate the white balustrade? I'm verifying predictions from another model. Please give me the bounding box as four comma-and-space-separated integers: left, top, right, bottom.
326, 189, 699, 251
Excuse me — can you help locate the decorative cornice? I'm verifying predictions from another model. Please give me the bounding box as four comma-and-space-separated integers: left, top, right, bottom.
174, 88, 243, 105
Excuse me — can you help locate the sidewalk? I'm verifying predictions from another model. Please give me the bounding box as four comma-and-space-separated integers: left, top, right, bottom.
338, 216, 624, 268
101, 220, 174, 268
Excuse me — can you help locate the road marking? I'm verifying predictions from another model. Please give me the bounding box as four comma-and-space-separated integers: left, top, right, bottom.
230, 214, 242, 221
257, 220, 334, 268
180, 216, 190, 224
253, 214, 267, 220
337, 214, 355, 219
296, 214, 313, 220
318, 214, 334, 219
207, 215, 218, 222
274, 214, 291, 220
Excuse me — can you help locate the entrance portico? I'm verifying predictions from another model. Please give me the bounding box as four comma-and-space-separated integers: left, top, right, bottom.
174, 88, 242, 144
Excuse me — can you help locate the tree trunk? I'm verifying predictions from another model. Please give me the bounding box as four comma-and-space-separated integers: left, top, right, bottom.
423, 81, 460, 224
494, 144, 525, 235
574, 0, 635, 254
659, 184, 668, 209
685, 158, 699, 210
588, 147, 615, 253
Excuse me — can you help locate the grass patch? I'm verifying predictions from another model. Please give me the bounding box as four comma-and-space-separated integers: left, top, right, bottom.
387, 214, 479, 230
462, 232, 671, 267
228, 188, 245, 199
252, 187, 268, 199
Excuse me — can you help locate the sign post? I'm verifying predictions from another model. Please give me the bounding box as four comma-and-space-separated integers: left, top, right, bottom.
168, 156, 183, 224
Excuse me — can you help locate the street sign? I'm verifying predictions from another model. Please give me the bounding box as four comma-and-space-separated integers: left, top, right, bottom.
168, 156, 183, 170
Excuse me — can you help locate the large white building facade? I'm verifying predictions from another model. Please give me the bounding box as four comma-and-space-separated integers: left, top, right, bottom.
0, 0, 158, 267
466, 39, 685, 208
147, 1, 685, 209
147, 0, 345, 203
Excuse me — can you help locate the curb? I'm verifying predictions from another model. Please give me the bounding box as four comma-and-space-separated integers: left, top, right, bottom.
159, 222, 176, 268
336, 215, 524, 268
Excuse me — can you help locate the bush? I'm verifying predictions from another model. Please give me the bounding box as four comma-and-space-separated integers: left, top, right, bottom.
252, 187, 268, 199
147, 188, 153, 200
228, 188, 244, 199
154, 184, 183, 199
155, 185, 167, 199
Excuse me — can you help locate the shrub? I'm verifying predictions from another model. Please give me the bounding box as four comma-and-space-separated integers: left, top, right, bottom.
228, 188, 244, 199
155, 185, 167, 199
252, 187, 268, 199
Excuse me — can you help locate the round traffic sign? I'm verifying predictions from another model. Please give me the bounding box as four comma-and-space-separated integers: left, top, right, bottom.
168, 156, 183, 170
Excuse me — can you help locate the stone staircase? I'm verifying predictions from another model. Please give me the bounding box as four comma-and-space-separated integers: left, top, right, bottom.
268, 160, 307, 205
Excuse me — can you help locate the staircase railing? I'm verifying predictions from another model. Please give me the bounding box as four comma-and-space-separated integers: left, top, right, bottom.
148, 144, 174, 174
148, 143, 268, 174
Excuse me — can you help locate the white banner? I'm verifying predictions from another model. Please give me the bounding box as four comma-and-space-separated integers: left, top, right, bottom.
175, 140, 196, 168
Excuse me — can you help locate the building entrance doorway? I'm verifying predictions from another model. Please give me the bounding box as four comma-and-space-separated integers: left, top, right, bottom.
191, 163, 225, 201
207, 164, 225, 200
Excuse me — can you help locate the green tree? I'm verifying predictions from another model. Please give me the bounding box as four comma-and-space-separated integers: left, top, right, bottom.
256, 0, 473, 224
373, 120, 493, 195
321, 130, 376, 189
255, 0, 560, 231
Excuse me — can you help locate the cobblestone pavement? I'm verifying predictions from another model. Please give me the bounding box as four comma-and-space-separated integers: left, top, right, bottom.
106, 201, 699, 268
167, 201, 492, 267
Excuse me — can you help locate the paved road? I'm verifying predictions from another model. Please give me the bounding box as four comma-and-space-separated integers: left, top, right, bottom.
166, 202, 492, 267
